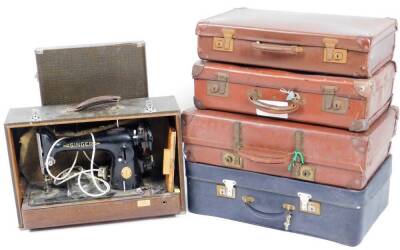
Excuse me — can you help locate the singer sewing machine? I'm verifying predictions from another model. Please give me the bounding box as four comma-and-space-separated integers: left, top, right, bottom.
37, 123, 154, 194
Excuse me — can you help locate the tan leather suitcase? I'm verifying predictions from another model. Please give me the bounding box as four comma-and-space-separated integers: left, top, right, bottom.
193, 60, 396, 131
196, 8, 397, 77
182, 107, 398, 190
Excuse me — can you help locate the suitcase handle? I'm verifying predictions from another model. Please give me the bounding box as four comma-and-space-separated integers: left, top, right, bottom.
252, 41, 304, 54
242, 195, 286, 219
238, 148, 290, 164
72, 96, 121, 112
248, 93, 300, 114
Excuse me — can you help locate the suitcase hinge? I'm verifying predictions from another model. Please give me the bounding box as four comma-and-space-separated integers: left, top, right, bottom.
297, 192, 321, 215
216, 179, 237, 199
222, 152, 243, 169
213, 29, 235, 52
323, 38, 347, 63
322, 86, 349, 114
207, 72, 229, 97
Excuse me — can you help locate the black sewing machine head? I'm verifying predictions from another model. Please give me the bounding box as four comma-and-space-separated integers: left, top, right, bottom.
36, 123, 154, 192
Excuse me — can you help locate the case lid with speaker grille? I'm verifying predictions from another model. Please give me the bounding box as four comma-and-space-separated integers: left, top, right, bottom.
35, 41, 148, 105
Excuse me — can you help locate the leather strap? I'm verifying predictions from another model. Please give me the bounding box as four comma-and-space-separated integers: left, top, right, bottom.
73, 96, 121, 112
248, 94, 300, 114
252, 42, 304, 54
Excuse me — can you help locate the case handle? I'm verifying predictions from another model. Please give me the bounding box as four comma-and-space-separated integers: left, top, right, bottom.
252, 41, 304, 55
242, 195, 295, 231
73, 96, 121, 112
238, 148, 290, 165
248, 91, 300, 114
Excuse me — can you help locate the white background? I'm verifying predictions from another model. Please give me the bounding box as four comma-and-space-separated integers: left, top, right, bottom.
0, 0, 399, 249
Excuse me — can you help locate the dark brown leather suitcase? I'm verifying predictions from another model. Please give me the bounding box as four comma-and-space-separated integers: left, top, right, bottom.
182, 107, 398, 190
193, 60, 395, 131
197, 8, 397, 77
36, 42, 148, 105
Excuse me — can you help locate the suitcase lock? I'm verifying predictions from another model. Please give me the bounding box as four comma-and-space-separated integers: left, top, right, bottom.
323, 38, 347, 64
216, 179, 237, 199
297, 192, 321, 215
213, 29, 235, 52
322, 86, 349, 114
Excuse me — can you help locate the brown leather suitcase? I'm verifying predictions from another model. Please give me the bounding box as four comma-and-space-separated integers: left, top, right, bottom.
193, 60, 396, 131
182, 107, 398, 190
196, 8, 397, 77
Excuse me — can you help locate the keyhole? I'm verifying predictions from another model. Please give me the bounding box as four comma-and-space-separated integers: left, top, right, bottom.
211, 84, 219, 93
302, 170, 310, 177
333, 100, 342, 110
225, 155, 233, 163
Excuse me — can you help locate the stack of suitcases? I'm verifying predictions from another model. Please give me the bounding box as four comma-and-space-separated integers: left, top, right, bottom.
182, 8, 398, 246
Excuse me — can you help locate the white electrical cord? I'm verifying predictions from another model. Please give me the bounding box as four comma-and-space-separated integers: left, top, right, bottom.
44, 134, 111, 197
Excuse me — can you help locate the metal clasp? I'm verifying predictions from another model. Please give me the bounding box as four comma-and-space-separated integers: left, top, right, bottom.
323, 38, 347, 64
144, 100, 156, 113
213, 29, 235, 52
297, 192, 321, 215
30, 109, 41, 122
322, 86, 349, 114
216, 179, 237, 199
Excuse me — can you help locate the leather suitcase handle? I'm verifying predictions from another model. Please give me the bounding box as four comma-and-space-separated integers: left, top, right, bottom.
248, 94, 300, 114
73, 96, 121, 112
252, 42, 304, 54
242, 195, 285, 219
238, 148, 290, 165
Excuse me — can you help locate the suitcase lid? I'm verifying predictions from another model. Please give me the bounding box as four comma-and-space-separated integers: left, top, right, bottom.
186, 156, 392, 208
196, 8, 397, 52
4, 96, 179, 126
193, 60, 396, 99
35, 41, 148, 106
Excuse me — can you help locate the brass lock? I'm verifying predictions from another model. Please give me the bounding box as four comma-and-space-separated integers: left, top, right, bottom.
206, 72, 229, 97
292, 164, 316, 182
222, 152, 243, 169
323, 38, 347, 64
213, 29, 235, 52
322, 86, 349, 114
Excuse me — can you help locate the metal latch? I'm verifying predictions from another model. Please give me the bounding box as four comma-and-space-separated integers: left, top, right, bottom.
30, 109, 41, 122
213, 29, 235, 52
144, 100, 156, 113
322, 86, 349, 114
297, 192, 321, 215
222, 152, 243, 169
323, 38, 347, 64
291, 163, 316, 182
207, 72, 229, 97
216, 179, 237, 199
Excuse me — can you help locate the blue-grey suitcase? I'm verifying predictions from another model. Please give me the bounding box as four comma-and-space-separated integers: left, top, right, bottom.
186, 156, 392, 246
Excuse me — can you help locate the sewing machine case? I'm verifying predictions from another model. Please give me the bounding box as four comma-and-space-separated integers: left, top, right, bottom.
36, 41, 148, 105
192, 60, 396, 131
197, 8, 397, 77
186, 156, 392, 246
4, 96, 185, 229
